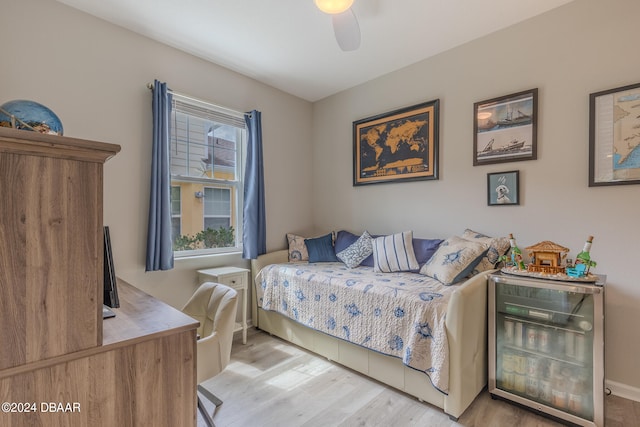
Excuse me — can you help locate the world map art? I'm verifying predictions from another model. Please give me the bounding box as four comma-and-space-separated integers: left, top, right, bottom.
354, 100, 439, 185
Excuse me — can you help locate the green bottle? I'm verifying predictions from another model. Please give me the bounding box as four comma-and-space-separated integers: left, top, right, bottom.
509, 233, 526, 270
576, 236, 596, 273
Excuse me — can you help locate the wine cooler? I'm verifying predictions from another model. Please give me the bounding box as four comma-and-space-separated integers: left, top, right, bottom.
488, 273, 605, 427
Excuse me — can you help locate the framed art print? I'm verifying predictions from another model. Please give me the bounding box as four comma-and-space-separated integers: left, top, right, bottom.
487, 170, 519, 206
353, 99, 439, 186
589, 82, 640, 186
474, 89, 538, 166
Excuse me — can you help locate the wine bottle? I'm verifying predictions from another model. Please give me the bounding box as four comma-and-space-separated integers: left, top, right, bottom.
509, 233, 526, 270
576, 236, 595, 273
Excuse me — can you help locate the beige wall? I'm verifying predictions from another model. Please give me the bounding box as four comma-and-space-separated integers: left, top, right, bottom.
311, 0, 640, 397
0, 0, 314, 308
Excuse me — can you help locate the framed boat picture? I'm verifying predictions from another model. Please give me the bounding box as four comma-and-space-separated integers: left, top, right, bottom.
353, 99, 439, 186
473, 89, 538, 166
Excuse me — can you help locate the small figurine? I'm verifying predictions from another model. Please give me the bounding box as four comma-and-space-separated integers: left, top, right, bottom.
504, 233, 525, 270
525, 241, 569, 274
566, 263, 587, 278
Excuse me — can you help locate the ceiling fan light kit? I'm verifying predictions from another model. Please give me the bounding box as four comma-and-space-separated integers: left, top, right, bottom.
314, 0, 354, 15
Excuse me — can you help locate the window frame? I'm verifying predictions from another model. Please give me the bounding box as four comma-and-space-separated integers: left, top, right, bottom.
169, 93, 246, 258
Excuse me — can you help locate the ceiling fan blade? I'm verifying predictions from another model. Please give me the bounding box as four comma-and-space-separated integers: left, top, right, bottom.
332, 8, 360, 51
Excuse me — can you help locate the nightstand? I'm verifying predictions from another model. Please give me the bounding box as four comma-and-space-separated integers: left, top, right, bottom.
197, 266, 250, 344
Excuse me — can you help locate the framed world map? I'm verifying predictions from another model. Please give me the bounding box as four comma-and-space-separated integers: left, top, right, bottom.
353, 99, 439, 186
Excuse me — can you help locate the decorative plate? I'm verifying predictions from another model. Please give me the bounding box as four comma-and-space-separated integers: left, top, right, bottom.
0, 99, 63, 135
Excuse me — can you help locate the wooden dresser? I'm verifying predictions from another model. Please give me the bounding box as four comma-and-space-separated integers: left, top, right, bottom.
0, 127, 198, 426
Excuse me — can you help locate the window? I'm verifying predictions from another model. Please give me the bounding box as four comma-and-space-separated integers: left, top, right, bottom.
169, 94, 245, 256
204, 187, 231, 229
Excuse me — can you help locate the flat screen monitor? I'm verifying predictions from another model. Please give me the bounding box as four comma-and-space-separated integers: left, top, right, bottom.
103, 226, 120, 308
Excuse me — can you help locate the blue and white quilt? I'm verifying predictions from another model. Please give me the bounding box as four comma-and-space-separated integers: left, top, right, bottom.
256, 262, 456, 393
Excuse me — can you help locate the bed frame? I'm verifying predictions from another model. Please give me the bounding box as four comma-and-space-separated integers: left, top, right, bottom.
250, 250, 489, 420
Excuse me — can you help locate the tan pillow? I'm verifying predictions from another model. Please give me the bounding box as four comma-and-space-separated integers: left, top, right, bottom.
286, 233, 309, 262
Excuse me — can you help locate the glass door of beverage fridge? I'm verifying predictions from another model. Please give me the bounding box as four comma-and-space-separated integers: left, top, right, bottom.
488, 274, 605, 427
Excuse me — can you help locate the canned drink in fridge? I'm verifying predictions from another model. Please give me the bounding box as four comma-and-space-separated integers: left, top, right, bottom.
526, 326, 537, 350
502, 371, 515, 390
526, 356, 540, 377
538, 329, 550, 353
514, 354, 527, 375
502, 352, 515, 373
575, 333, 586, 362
504, 319, 515, 345
548, 360, 562, 378
568, 376, 584, 413
514, 373, 526, 393
565, 330, 575, 358
539, 378, 553, 403
552, 375, 568, 409
526, 376, 539, 398
514, 322, 524, 347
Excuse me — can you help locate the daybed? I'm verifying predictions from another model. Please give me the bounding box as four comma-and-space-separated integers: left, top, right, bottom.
250, 230, 506, 420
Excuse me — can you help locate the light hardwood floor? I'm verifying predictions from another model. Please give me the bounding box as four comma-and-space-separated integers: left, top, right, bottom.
199, 328, 638, 427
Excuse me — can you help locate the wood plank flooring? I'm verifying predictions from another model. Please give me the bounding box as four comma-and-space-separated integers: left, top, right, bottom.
198, 329, 638, 427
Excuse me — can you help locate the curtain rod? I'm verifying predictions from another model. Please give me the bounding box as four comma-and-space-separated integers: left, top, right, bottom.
146, 82, 246, 119
146, 82, 172, 92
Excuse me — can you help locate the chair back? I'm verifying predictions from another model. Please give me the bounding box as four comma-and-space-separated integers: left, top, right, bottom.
182, 282, 238, 383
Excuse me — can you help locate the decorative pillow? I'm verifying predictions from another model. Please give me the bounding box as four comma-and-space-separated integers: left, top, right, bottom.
286, 233, 309, 262
412, 238, 444, 268
305, 233, 340, 263
460, 229, 510, 273
372, 231, 420, 273
337, 231, 373, 268
420, 236, 489, 285
335, 230, 377, 267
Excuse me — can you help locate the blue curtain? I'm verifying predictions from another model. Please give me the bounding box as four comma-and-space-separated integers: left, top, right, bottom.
242, 110, 266, 259
145, 80, 174, 271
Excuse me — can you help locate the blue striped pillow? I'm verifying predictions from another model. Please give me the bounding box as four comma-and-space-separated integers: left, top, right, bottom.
372, 231, 420, 273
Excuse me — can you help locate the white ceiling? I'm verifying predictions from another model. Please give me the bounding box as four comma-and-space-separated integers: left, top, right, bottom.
56, 0, 575, 102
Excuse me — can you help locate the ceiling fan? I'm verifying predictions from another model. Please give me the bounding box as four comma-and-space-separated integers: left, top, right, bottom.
314, 0, 361, 51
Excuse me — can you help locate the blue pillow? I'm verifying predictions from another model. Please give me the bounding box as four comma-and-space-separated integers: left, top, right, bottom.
305, 233, 340, 263
412, 238, 443, 268
335, 230, 377, 267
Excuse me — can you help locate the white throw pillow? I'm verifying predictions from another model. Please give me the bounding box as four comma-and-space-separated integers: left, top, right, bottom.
372, 231, 420, 273
460, 229, 510, 273
420, 236, 489, 285
337, 231, 374, 268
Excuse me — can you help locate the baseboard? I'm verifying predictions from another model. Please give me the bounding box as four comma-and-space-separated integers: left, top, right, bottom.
606, 379, 640, 402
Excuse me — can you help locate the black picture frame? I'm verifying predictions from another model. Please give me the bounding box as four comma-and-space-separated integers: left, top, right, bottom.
589, 82, 640, 186
474, 89, 538, 166
353, 99, 439, 186
487, 170, 520, 206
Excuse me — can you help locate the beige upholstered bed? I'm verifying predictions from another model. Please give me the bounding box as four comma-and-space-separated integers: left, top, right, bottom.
251, 249, 490, 420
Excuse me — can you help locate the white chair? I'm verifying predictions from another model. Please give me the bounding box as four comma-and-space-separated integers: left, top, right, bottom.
182, 282, 238, 427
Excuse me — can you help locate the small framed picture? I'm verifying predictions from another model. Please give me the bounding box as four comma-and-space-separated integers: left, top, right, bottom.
487, 170, 520, 206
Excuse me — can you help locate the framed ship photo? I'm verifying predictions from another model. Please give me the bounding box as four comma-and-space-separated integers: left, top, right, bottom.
353, 99, 439, 186
473, 89, 538, 166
